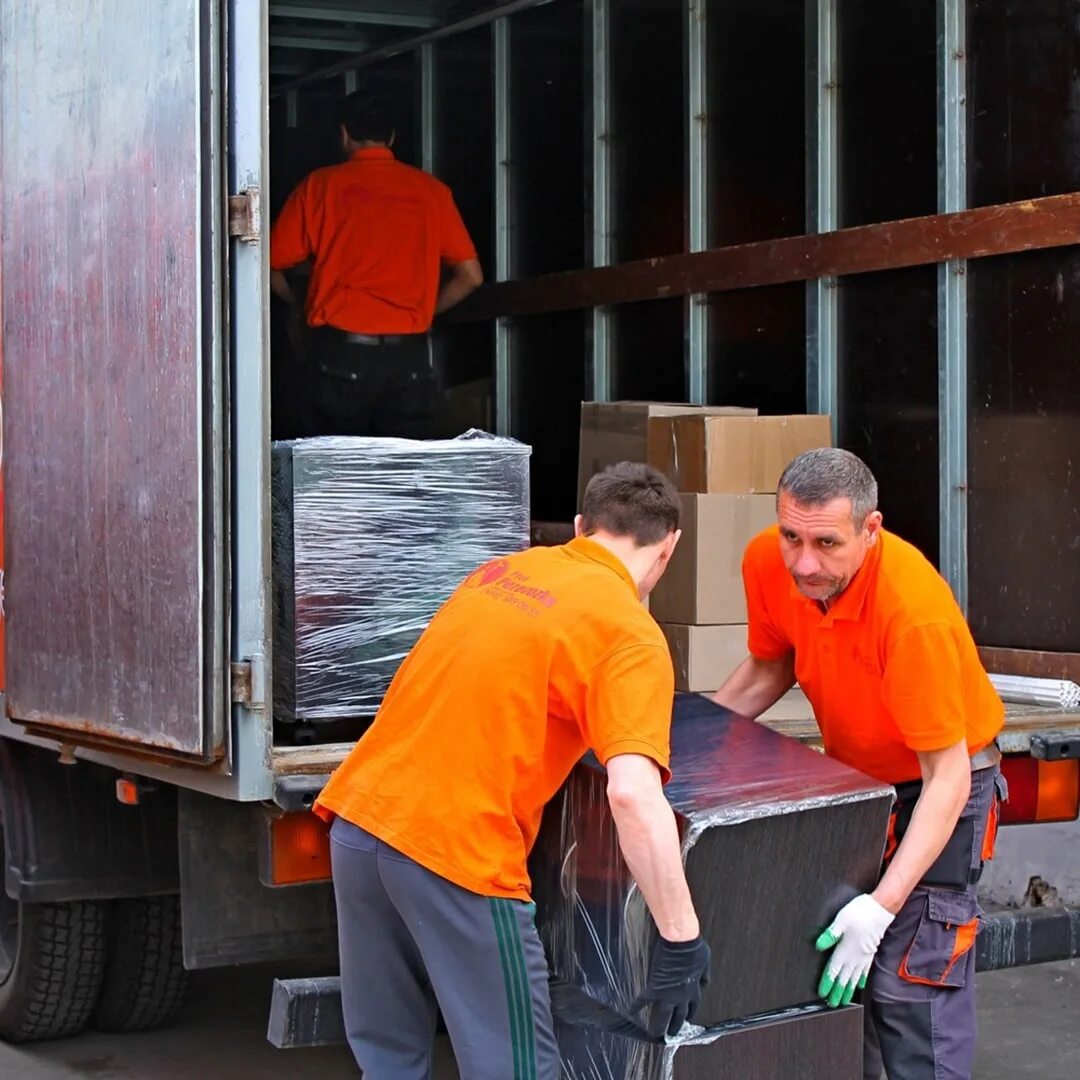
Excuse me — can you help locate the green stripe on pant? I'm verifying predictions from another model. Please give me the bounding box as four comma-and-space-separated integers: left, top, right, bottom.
490, 898, 538, 1080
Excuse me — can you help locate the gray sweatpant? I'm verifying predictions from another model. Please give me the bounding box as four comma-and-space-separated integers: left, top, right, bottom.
329, 817, 559, 1080
863, 765, 1005, 1080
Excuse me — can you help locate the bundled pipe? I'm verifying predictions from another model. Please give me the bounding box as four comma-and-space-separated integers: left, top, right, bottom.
989, 673, 1080, 711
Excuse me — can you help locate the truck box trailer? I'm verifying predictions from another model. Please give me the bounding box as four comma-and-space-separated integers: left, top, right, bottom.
1, 0, 1079, 1061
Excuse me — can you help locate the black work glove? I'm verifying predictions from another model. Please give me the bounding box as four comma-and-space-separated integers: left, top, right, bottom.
631, 934, 712, 1038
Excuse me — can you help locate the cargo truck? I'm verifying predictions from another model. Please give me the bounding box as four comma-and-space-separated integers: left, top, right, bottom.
1, 0, 1079, 1057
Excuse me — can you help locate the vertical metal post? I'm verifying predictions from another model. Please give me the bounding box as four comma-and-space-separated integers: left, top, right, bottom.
494, 17, 513, 436
228, 0, 273, 798
938, 0, 968, 606
343, 69, 358, 95
285, 90, 299, 129
685, 0, 709, 404
587, 0, 613, 401
420, 43, 436, 173
806, 0, 839, 433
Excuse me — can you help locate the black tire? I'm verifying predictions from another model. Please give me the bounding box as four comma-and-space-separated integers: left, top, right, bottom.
0, 898, 107, 1043
92, 895, 188, 1033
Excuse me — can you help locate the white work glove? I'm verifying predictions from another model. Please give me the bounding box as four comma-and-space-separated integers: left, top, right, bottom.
814, 893, 895, 1007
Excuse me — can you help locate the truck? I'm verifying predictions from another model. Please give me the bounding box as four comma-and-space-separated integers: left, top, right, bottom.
1, 0, 1079, 1058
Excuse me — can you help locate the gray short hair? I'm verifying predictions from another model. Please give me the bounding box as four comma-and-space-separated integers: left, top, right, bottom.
777, 448, 879, 525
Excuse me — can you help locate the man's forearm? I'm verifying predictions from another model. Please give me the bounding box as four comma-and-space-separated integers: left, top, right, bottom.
712, 652, 795, 719
270, 269, 296, 305
606, 757, 699, 942
873, 745, 971, 913
435, 259, 483, 314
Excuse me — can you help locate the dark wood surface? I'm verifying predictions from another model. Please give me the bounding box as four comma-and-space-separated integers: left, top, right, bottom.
978, 646, 1080, 683
450, 192, 1080, 321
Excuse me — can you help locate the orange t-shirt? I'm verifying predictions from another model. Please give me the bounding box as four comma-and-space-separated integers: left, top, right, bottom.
270, 147, 478, 335
743, 526, 1003, 785
314, 538, 675, 901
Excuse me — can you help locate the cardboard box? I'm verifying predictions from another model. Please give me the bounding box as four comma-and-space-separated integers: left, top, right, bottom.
577, 402, 757, 504
649, 494, 776, 624
661, 623, 749, 693
648, 413, 832, 493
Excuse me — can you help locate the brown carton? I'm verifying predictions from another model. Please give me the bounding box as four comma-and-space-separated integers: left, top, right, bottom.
648, 414, 832, 494
649, 494, 776, 625
661, 623, 750, 694
577, 402, 757, 504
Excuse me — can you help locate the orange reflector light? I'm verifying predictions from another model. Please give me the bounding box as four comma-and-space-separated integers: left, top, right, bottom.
268, 812, 332, 886
115, 778, 140, 806
1000, 756, 1080, 825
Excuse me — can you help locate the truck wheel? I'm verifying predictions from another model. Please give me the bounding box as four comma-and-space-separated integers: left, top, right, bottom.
92, 895, 188, 1033
0, 892, 107, 1042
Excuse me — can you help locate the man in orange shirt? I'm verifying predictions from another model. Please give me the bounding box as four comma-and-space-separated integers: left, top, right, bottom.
714, 447, 1004, 1080
270, 94, 483, 438
315, 463, 711, 1079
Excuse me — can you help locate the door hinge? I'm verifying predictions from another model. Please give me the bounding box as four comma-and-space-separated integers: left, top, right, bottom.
231, 655, 267, 709
228, 188, 261, 243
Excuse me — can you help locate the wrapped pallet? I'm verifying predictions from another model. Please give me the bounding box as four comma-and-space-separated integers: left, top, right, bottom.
272, 431, 531, 723
531, 694, 892, 1078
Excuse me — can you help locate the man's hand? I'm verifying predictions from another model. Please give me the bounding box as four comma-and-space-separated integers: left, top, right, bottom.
286, 305, 307, 359
632, 934, 711, 1038
815, 893, 895, 1007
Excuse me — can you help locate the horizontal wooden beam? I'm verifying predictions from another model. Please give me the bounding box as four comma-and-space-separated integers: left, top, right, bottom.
451, 191, 1080, 322
979, 646, 1080, 685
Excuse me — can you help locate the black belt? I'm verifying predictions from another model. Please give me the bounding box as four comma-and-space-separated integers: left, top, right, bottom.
342, 332, 405, 346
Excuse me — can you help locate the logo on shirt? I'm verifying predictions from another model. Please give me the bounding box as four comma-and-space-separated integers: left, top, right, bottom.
464, 558, 511, 588
463, 559, 559, 618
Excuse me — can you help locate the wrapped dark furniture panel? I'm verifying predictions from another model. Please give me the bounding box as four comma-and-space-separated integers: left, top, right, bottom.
272, 432, 531, 722
532, 693, 892, 1074
555, 1002, 863, 1080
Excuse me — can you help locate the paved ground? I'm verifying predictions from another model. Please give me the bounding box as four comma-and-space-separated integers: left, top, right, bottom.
0, 959, 1075, 1078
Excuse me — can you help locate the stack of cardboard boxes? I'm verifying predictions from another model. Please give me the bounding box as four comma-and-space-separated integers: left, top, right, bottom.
577, 402, 831, 693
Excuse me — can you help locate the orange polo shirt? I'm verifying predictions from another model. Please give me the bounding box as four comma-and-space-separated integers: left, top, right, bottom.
314, 538, 674, 901
743, 526, 1003, 785
270, 148, 478, 335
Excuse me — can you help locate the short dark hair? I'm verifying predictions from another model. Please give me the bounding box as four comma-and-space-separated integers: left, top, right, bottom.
340, 94, 394, 145
777, 447, 879, 525
581, 463, 681, 546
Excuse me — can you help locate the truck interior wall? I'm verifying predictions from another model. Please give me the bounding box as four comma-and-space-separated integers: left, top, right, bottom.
966, 3, 1080, 652
705, 0, 805, 418
834, 1, 939, 564
263, 0, 1080, 676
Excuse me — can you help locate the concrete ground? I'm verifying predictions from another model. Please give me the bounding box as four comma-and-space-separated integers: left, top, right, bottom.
0, 959, 1075, 1079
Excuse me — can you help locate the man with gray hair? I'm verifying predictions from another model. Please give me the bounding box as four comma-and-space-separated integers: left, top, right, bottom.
714, 447, 1004, 1080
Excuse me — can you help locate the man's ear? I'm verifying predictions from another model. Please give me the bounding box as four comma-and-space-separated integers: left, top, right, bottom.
664, 528, 682, 561
573, 514, 585, 539
388, 129, 397, 148
864, 510, 884, 542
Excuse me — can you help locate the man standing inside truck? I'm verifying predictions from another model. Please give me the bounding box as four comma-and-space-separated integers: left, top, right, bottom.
315, 463, 712, 1080
269, 94, 483, 438
713, 447, 1004, 1080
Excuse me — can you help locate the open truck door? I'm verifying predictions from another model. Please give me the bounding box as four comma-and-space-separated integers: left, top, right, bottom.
0, 0, 270, 764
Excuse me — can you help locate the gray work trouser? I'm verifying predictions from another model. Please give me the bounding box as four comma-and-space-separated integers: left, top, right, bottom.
863, 765, 1005, 1080
329, 817, 559, 1080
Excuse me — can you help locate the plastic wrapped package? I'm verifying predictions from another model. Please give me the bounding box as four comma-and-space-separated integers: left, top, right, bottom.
551, 999, 863, 1080
272, 431, 531, 723
530, 695, 892, 1077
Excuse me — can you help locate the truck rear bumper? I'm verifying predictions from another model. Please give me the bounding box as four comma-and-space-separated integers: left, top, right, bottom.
266, 906, 1080, 1049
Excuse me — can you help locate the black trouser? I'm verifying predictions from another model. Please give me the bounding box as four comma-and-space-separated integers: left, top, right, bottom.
306, 327, 438, 439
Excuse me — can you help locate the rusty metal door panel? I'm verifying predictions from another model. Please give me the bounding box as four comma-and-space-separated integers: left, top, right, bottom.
0, 1, 223, 756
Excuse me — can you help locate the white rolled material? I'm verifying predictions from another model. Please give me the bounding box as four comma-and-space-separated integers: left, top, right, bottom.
988, 673, 1080, 711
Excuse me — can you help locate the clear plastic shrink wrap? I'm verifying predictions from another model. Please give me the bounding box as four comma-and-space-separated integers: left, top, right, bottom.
272, 431, 531, 722
530, 694, 893, 1079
